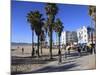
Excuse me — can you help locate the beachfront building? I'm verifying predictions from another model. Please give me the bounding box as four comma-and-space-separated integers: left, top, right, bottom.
71, 31, 78, 44
77, 26, 96, 45
61, 31, 78, 45
77, 26, 88, 44
61, 31, 67, 45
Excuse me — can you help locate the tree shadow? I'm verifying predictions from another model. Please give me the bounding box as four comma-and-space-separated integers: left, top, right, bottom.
12, 63, 78, 74
11, 56, 57, 65
11, 50, 89, 65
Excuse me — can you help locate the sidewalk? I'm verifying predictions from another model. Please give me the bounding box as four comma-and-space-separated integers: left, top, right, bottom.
11, 52, 96, 74
30, 54, 96, 73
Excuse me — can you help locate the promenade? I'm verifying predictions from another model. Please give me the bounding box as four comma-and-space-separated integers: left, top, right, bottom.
11, 48, 96, 74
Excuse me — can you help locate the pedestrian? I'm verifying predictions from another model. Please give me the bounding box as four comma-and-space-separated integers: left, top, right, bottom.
89, 44, 92, 54
86, 45, 90, 54
22, 48, 24, 54
82, 45, 85, 51
36, 49, 38, 55
32, 48, 35, 57
68, 46, 71, 55
91, 44, 96, 54
77, 46, 81, 56
94, 44, 96, 54
84, 45, 87, 52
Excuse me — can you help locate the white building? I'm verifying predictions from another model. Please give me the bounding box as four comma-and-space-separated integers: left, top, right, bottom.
61, 31, 78, 45
77, 26, 88, 44
61, 31, 67, 45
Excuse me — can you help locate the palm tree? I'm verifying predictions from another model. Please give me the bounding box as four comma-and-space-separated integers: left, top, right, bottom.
88, 6, 96, 23
45, 3, 58, 59
27, 11, 35, 57
88, 6, 96, 48
54, 18, 64, 63
27, 10, 44, 57
34, 11, 44, 57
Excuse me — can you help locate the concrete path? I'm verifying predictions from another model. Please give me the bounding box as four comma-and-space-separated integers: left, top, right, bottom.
11, 50, 96, 74
29, 54, 96, 73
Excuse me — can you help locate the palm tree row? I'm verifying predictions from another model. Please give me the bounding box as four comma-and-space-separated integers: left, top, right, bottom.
27, 3, 64, 59
27, 10, 44, 57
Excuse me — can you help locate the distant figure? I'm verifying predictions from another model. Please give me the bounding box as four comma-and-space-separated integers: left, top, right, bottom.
64, 45, 66, 50
86, 45, 90, 53
77, 46, 81, 56
58, 50, 62, 64
68, 46, 71, 55
88, 44, 92, 54
36, 49, 38, 56
82, 45, 85, 51
84, 45, 87, 52
90, 44, 96, 54
22, 48, 24, 54
32, 48, 35, 57
93, 44, 96, 54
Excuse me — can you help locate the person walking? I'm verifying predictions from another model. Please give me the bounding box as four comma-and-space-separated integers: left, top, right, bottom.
91, 44, 96, 54
77, 46, 81, 56
93, 44, 96, 54
32, 48, 35, 57
68, 46, 71, 55
22, 48, 24, 54
89, 44, 92, 54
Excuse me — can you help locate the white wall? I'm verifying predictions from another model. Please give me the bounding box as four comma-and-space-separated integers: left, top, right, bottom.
61, 31, 66, 45
77, 26, 88, 44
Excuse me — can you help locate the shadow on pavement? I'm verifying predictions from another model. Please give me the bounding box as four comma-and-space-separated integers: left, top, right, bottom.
11, 56, 57, 65
12, 63, 78, 74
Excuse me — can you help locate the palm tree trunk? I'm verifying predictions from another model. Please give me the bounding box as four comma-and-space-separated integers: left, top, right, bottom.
41, 40, 43, 55
56, 33, 58, 48
58, 36, 61, 63
32, 31, 34, 57
49, 15, 55, 59
37, 35, 40, 57
58, 36, 60, 54
50, 27, 53, 59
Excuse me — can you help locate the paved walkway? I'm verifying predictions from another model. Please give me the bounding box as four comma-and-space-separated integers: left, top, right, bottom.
11, 51, 96, 74
28, 54, 96, 73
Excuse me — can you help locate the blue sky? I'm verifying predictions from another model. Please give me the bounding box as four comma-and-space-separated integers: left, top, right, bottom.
11, 1, 91, 43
